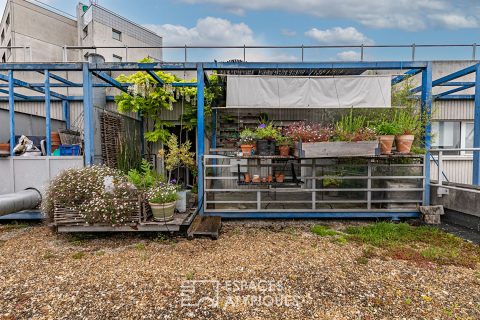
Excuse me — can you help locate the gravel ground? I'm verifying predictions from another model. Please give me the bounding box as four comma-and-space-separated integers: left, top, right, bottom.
0, 222, 479, 320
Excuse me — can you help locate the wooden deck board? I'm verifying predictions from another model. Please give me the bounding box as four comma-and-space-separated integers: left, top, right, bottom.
187, 215, 222, 240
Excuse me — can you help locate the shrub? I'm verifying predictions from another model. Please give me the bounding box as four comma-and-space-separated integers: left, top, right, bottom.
255, 122, 280, 141
334, 109, 377, 142
374, 119, 399, 136
127, 159, 164, 190
394, 108, 421, 135
284, 122, 333, 142
42, 166, 138, 225
147, 183, 179, 204
239, 128, 257, 145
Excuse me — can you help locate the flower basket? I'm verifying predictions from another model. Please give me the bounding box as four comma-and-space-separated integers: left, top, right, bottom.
294, 141, 379, 158
53, 197, 141, 226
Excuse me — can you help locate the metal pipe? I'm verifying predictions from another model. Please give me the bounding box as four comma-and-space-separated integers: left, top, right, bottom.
0, 189, 41, 217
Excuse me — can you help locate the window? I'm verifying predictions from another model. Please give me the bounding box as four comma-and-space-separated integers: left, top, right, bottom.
112, 29, 121, 41
465, 122, 474, 155
432, 121, 461, 155
1, 29, 4, 44
112, 54, 122, 62
6, 39, 11, 58
1, 53, 5, 63
82, 26, 88, 38
5, 13, 10, 28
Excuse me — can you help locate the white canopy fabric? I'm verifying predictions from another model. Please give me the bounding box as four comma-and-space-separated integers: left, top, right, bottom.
226, 75, 391, 109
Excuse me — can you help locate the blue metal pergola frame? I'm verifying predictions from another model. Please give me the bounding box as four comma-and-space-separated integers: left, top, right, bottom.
1, 60, 479, 218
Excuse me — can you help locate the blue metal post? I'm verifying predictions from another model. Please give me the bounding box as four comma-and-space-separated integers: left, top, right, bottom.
44, 70, 52, 155
421, 62, 433, 205
83, 63, 94, 166
473, 63, 480, 185
62, 100, 70, 130
196, 64, 205, 214
8, 70, 15, 156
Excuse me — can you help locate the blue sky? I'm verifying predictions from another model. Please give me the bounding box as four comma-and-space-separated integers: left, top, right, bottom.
2, 0, 480, 61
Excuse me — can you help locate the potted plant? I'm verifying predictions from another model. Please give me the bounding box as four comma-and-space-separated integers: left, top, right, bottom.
276, 136, 293, 156
393, 109, 420, 153
158, 134, 196, 213
147, 183, 179, 222
255, 122, 280, 156
374, 120, 398, 155
239, 128, 257, 156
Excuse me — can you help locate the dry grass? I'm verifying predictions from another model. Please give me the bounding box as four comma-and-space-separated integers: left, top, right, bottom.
0, 222, 479, 319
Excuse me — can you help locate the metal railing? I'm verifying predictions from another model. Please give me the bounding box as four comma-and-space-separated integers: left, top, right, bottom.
2, 43, 479, 62
430, 148, 480, 193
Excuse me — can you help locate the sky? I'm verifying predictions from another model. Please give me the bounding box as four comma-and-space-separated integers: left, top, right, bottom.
1, 0, 480, 62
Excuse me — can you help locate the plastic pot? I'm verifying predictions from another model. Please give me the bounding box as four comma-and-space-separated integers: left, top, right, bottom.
256, 139, 276, 156
395, 134, 414, 153
378, 135, 395, 155
240, 144, 254, 156
176, 190, 190, 213
149, 201, 175, 222
279, 145, 290, 156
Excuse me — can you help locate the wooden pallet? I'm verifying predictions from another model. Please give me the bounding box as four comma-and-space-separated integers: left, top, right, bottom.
186, 215, 222, 240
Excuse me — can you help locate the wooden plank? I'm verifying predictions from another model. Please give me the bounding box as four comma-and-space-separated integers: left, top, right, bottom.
187, 215, 222, 240
57, 224, 181, 233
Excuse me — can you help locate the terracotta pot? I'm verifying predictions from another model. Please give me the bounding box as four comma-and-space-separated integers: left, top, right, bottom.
275, 173, 285, 183
267, 175, 273, 183
244, 173, 251, 183
395, 134, 415, 153
240, 144, 254, 156
378, 135, 395, 155
252, 175, 261, 183
51, 132, 61, 144
279, 145, 290, 157
149, 201, 175, 222
262, 177, 267, 183
0, 143, 9, 153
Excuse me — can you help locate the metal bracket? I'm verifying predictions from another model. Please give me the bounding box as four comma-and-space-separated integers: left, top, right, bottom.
437, 187, 449, 197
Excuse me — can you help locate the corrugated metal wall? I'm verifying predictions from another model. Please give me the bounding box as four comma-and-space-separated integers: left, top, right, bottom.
430, 158, 473, 185
432, 100, 474, 120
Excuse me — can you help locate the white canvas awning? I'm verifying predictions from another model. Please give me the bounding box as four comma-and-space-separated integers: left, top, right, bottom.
226, 75, 391, 108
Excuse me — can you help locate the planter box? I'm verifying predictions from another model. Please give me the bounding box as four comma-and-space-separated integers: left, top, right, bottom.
295, 141, 379, 158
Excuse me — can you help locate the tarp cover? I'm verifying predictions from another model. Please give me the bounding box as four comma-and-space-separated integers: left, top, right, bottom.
226, 75, 391, 108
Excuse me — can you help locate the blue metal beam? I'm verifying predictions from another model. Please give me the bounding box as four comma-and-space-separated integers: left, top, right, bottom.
412, 63, 477, 93
197, 64, 205, 215
473, 63, 480, 185
8, 70, 15, 156
45, 70, 52, 155
83, 63, 94, 166
92, 71, 129, 94
422, 62, 433, 205
0, 88, 30, 100
62, 100, 70, 130
434, 84, 475, 99
0, 63, 83, 71
436, 94, 475, 100
438, 82, 475, 87
172, 82, 197, 87
146, 70, 164, 86
0, 73, 67, 100
202, 211, 420, 219
37, 70, 80, 86
391, 69, 421, 85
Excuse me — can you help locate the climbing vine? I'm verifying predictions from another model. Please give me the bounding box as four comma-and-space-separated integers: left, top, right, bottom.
115, 58, 223, 143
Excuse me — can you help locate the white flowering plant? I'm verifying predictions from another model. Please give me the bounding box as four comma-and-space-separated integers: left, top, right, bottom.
42, 166, 139, 225
146, 183, 179, 204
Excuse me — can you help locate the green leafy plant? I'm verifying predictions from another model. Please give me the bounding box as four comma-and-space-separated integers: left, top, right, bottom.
127, 159, 164, 190
276, 135, 293, 147
393, 108, 421, 135
374, 119, 399, 136
334, 109, 376, 142
255, 122, 280, 141
159, 134, 196, 183
323, 177, 341, 188
239, 128, 257, 145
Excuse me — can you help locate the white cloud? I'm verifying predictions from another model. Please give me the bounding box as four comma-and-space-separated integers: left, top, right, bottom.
281, 28, 296, 37
180, 0, 480, 31
428, 14, 479, 29
144, 17, 255, 46
336, 50, 361, 61
305, 27, 373, 45
144, 17, 299, 62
